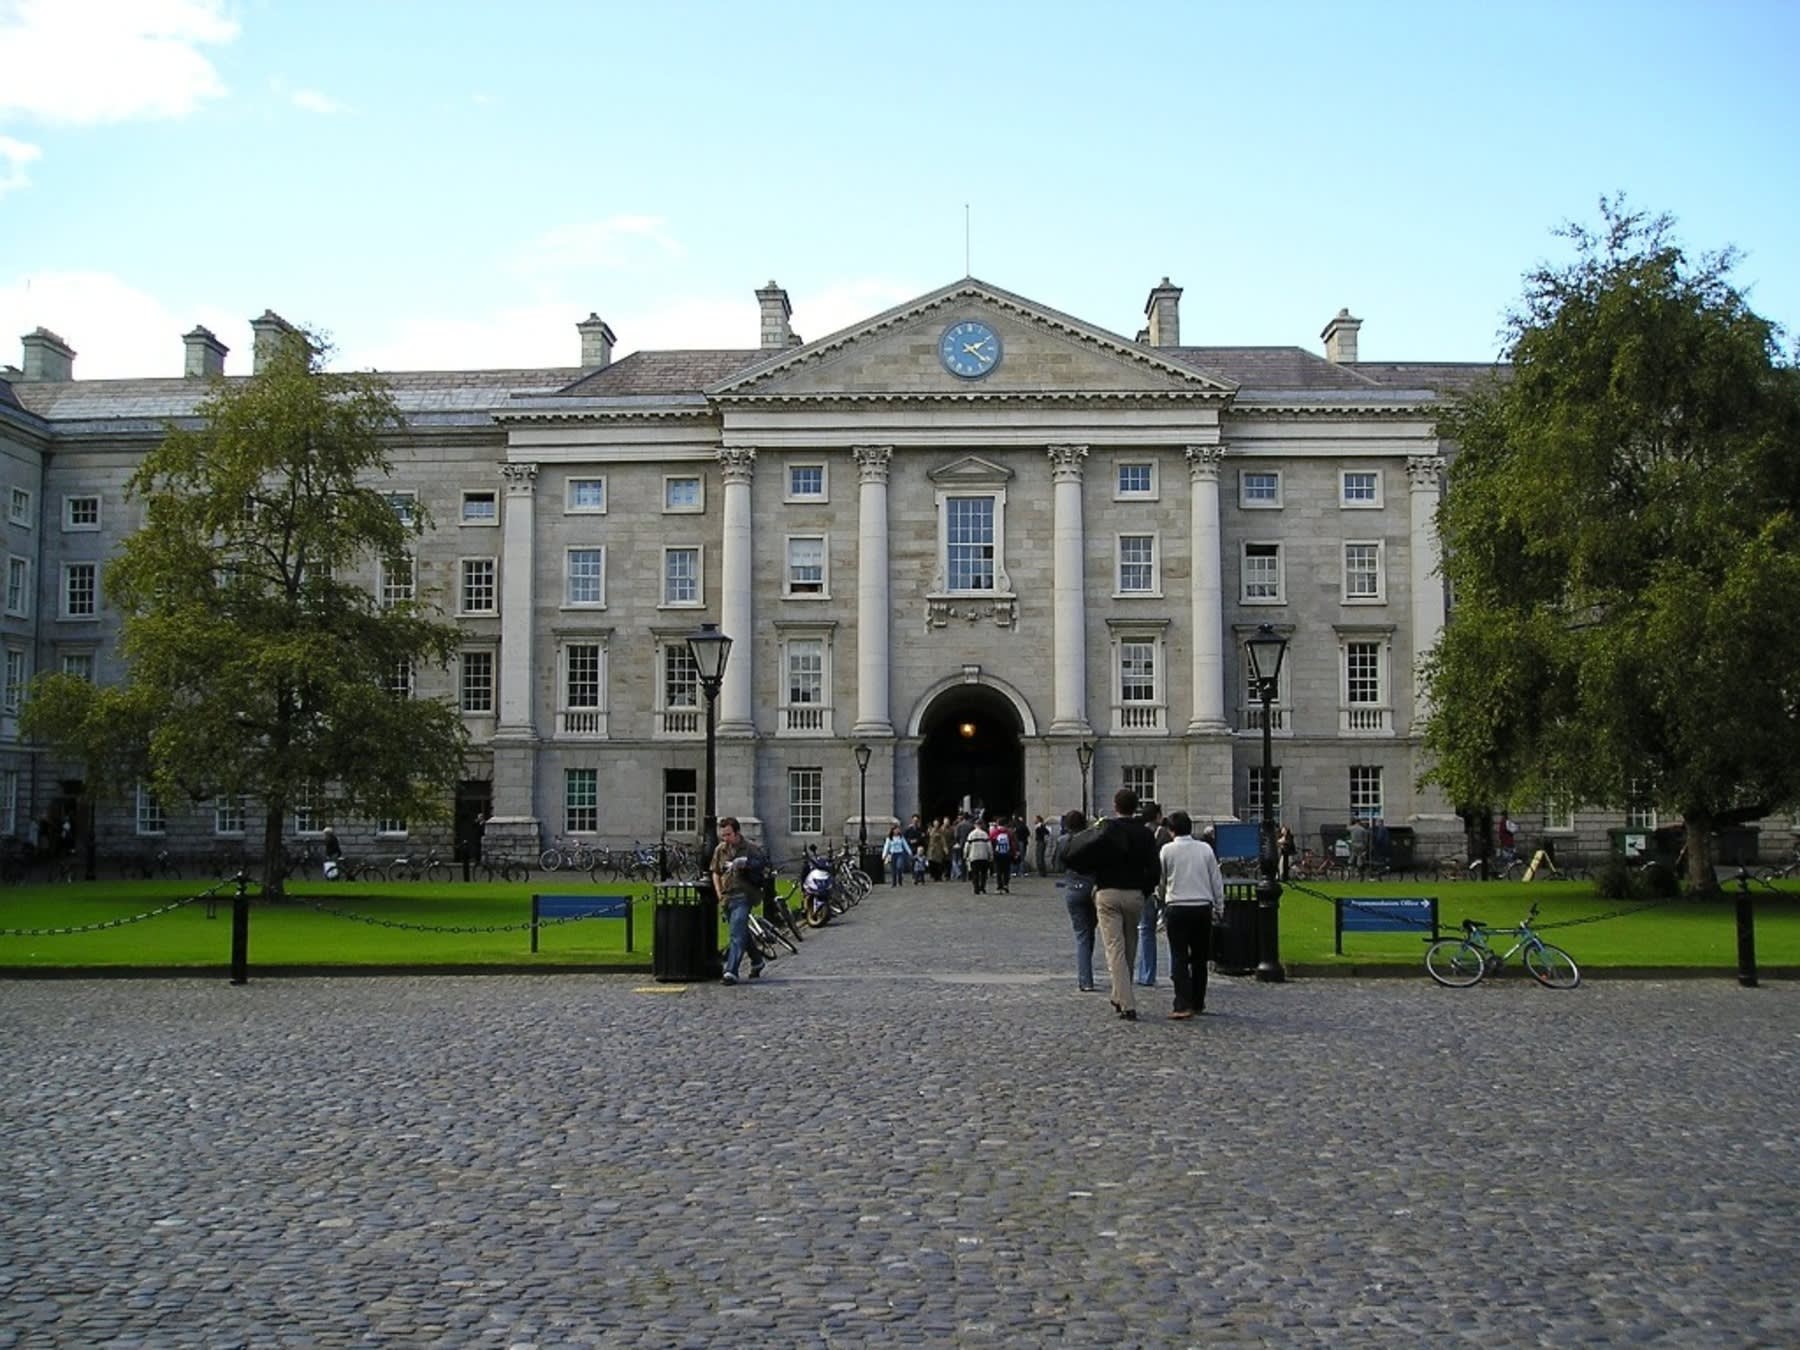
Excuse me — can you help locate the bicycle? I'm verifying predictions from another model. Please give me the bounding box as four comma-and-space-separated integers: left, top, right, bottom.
539, 836, 596, 873
1436, 850, 1526, 882
1424, 903, 1581, 989
385, 848, 452, 883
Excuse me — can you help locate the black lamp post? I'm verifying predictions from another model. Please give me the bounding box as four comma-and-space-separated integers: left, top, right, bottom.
686, 622, 733, 862
1245, 622, 1289, 984
853, 742, 872, 856
1076, 741, 1094, 820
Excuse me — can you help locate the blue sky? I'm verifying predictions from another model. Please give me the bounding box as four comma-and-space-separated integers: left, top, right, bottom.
2, 0, 1797, 380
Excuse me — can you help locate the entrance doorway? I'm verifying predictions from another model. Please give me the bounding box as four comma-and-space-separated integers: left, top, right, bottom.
454, 780, 492, 864
917, 686, 1024, 821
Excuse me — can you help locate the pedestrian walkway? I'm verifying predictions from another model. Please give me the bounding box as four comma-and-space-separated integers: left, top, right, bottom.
1, 873, 1794, 1344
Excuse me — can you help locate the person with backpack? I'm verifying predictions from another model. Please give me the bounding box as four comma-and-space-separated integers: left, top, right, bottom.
992, 815, 1014, 892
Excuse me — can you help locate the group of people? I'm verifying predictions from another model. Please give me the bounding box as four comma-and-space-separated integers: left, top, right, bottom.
879, 812, 1060, 891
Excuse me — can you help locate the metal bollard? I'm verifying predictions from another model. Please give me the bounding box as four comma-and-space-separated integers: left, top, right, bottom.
229, 872, 250, 986
1733, 870, 1758, 989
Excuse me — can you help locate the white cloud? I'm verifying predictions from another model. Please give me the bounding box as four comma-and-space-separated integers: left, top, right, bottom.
0, 270, 245, 379
508, 216, 687, 279
290, 88, 345, 115
0, 134, 40, 197
0, 0, 237, 127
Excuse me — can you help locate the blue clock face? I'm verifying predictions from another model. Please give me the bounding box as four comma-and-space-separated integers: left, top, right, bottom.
939, 320, 1002, 379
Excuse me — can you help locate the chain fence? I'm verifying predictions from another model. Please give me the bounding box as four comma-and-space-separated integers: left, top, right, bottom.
1282, 878, 1690, 932
284, 894, 636, 936
0, 881, 228, 937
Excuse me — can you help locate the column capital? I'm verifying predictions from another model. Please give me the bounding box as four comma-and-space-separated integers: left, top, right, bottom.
852, 444, 894, 483
718, 447, 757, 485
1406, 454, 1446, 489
500, 461, 538, 494
1047, 443, 1088, 482
1184, 444, 1226, 481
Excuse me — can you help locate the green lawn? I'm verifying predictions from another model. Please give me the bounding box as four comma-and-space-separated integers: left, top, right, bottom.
0, 876, 1795, 972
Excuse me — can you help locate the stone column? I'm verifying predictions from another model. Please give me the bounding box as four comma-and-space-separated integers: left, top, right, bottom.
717, 448, 756, 736
1185, 443, 1228, 733
1407, 454, 1449, 723
488, 462, 540, 852
852, 445, 895, 737
1048, 444, 1092, 735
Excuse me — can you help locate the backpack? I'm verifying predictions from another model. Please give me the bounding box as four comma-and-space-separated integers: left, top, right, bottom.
993, 829, 1011, 856
739, 848, 769, 892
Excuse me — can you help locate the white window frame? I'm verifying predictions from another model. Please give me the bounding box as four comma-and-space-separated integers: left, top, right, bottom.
292, 790, 321, 836
5, 555, 29, 617
1115, 532, 1160, 597
460, 489, 498, 526
62, 494, 101, 532
1543, 800, 1576, 833
784, 535, 828, 599
788, 767, 824, 835
1340, 469, 1383, 509
1349, 766, 1385, 821
7, 487, 31, 527
1238, 638, 1292, 734
1240, 470, 1283, 509
376, 818, 408, 839
214, 795, 247, 837
1339, 632, 1393, 735
459, 557, 497, 615
1242, 541, 1285, 605
785, 462, 828, 503
460, 649, 495, 715
662, 474, 704, 514
656, 639, 702, 737
1342, 540, 1386, 604
778, 629, 833, 736
378, 553, 415, 609
386, 659, 414, 699
939, 492, 1004, 594
660, 545, 702, 608
0, 768, 16, 836
663, 768, 698, 836
557, 637, 609, 737
565, 768, 599, 834
1122, 765, 1158, 806
1108, 623, 1167, 735
62, 562, 97, 618
564, 547, 605, 609
3, 647, 25, 713
1114, 460, 1158, 501
60, 650, 95, 682
135, 784, 166, 836
385, 490, 418, 526
565, 476, 607, 515
1247, 765, 1283, 819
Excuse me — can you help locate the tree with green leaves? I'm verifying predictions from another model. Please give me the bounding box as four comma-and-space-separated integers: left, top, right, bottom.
1421, 200, 1800, 889
24, 329, 466, 892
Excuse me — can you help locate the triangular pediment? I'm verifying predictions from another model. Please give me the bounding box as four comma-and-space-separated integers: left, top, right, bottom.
928, 455, 1013, 486
708, 278, 1236, 403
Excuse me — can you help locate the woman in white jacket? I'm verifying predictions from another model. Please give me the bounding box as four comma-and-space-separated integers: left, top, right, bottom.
1158, 810, 1225, 1019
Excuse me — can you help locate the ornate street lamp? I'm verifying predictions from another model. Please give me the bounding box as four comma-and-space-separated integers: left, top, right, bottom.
1076, 741, 1094, 820
1245, 623, 1289, 983
686, 622, 733, 861
853, 742, 872, 858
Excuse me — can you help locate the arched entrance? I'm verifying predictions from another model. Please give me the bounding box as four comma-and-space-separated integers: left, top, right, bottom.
917, 685, 1025, 821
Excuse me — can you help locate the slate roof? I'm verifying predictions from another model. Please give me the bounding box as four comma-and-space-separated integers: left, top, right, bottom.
1346, 361, 1508, 395
1166, 346, 1383, 391
0, 377, 20, 411
550, 350, 773, 398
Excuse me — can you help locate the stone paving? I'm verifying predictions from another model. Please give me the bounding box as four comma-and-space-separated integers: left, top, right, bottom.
1, 872, 1796, 1347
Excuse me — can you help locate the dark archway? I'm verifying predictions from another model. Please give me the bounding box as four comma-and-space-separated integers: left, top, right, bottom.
917, 685, 1024, 821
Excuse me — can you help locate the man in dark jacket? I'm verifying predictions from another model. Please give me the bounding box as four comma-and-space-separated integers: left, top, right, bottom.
1084, 787, 1161, 1021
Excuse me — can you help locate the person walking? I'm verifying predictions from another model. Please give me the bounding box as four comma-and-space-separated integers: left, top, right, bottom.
1066, 787, 1160, 1022
992, 816, 1014, 892
882, 824, 912, 887
1135, 801, 1171, 987
710, 816, 764, 986
1277, 824, 1296, 882
1059, 808, 1099, 992
1033, 815, 1050, 877
1159, 810, 1225, 1019
964, 817, 993, 895
928, 818, 951, 881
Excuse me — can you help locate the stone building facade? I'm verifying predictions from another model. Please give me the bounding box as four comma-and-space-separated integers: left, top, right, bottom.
1, 275, 1664, 866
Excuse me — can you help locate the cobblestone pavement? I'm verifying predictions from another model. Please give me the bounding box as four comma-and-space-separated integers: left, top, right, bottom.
2, 872, 1796, 1347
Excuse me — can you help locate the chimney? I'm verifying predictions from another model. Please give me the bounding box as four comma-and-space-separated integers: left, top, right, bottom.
20, 328, 75, 381
1144, 277, 1182, 348
183, 325, 229, 379
1322, 308, 1362, 364
250, 310, 299, 374
756, 280, 793, 350
577, 313, 616, 368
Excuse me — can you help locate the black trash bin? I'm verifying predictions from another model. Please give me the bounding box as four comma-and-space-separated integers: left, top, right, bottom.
652, 880, 721, 982
1213, 881, 1259, 976
859, 848, 887, 884
1386, 826, 1417, 872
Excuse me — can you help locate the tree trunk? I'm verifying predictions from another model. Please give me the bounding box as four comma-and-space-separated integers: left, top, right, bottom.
1682, 814, 1718, 894
261, 800, 287, 897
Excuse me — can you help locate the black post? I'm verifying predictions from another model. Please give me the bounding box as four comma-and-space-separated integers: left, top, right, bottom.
229, 872, 250, 986
702, 686, 719, 863
1255, 678, 1286, 983
858, 761, 869, 856
1733, 870, 1759, 988
1077, 741, 1094, 821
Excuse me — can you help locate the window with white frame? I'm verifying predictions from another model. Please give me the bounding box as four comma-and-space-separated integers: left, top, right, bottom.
379, 554, 415, 608
460, 558, 497, 614
292, 790, 320, 835
1239, 640, 1291, 733
461, 490, 498, 525
460, 649, 494, 714
5, 556, 28, 616
780, 634, 830, 734
1543, 800, 1575, 832
214, 795, 246, 836
1123, 765, 1158, 805
565, 768, 598, 833
1343, 541, 1385, 603
564, 548, 604, 608
1242, 542, 1284, 604
786, 536, 827, 597
930, 462, 1013, 604
789, 767, 824, 834
658, 641, 701, 735
1340, 470, 1382, 508
1240, 470, 1282, 509
0, 768, 15, 836
63, 495, 100, 531
662, 546, 701, 607
386, 660, 414, 698
1111, 626, 1166, 734
1349, 766, 1384, 820
61, 651, 94, 682
385, 490, 417, 526
377, 818, 408, 837
63, 562, 96, 617
1116, 534, 1158, 596
1341, 636, 1391, 733
136, 784, 165, 835
8, 488, 30, 527
566, 477, 606, 514
1625, 781, 1657, 831
3, 648, 24, 712
786, 463, 826, 502
945, 495, 997, 591
1248, 766, 1282, 818
1115, 461, 1156, 500
663, 768, 697, 835
663, 475, 703, 513
559, 640, 607, 736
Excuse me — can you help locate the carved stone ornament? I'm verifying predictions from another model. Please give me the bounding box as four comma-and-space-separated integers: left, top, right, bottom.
718, 446, 757, 484
500, 462, 538, 495
853, 444, 894, 483
1185, 444, 1226, 481
926, 595, 1018, 630
1406, 454, 1446, 489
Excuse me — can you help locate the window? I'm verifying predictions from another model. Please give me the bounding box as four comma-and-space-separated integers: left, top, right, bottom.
1625, 782, 1657, 831
1341, 637, 1392, 734
386, 660, 414, 698
136, 784, 166, 835
663, 475, 703, 513
63, 495, 100, 531
1349, 766, 1384, 820
786, 536, 827, 597
377, 818, 408, 838
460, 558, 497, 614
780, 634, 830, 734
789, 767, 824, 834
566, 477, 607, 514
460, 650, 494, 714
7, 488, 30, 526
1115, 461, 1156, 499
565, 548, 604, 608
1123, 765, 1157, 805
1112, 632, 1165, 733
1544, 800, 1575, 833
61, 651, 94, 682
1242, 542, 1284, 604
379, 554, 415, 609
63, 563, 96, 617
3, 648, 24, 712
565, 768, 598, 833
929, 461, 1013, 614
1117, 534, 1158, 596
663, 768, 697, 835
214, 796, 246, 836
946, 496, 996, 591
5, 556, 28, 616
658, 641, 701, 735
292, 790, 320, 835
0, 768, 15, 836
662, 546, 701, 607
1240, 470, 1282, 509
385, 491, 417, 526
461, 490, 498, 525
786, 463, 826, 502
558, 640, 607, 736
1240, 640, 1290, 733
1343, 541, 1385, 603
1248, 766, 1282, 818
1341, 470, 1382, 508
